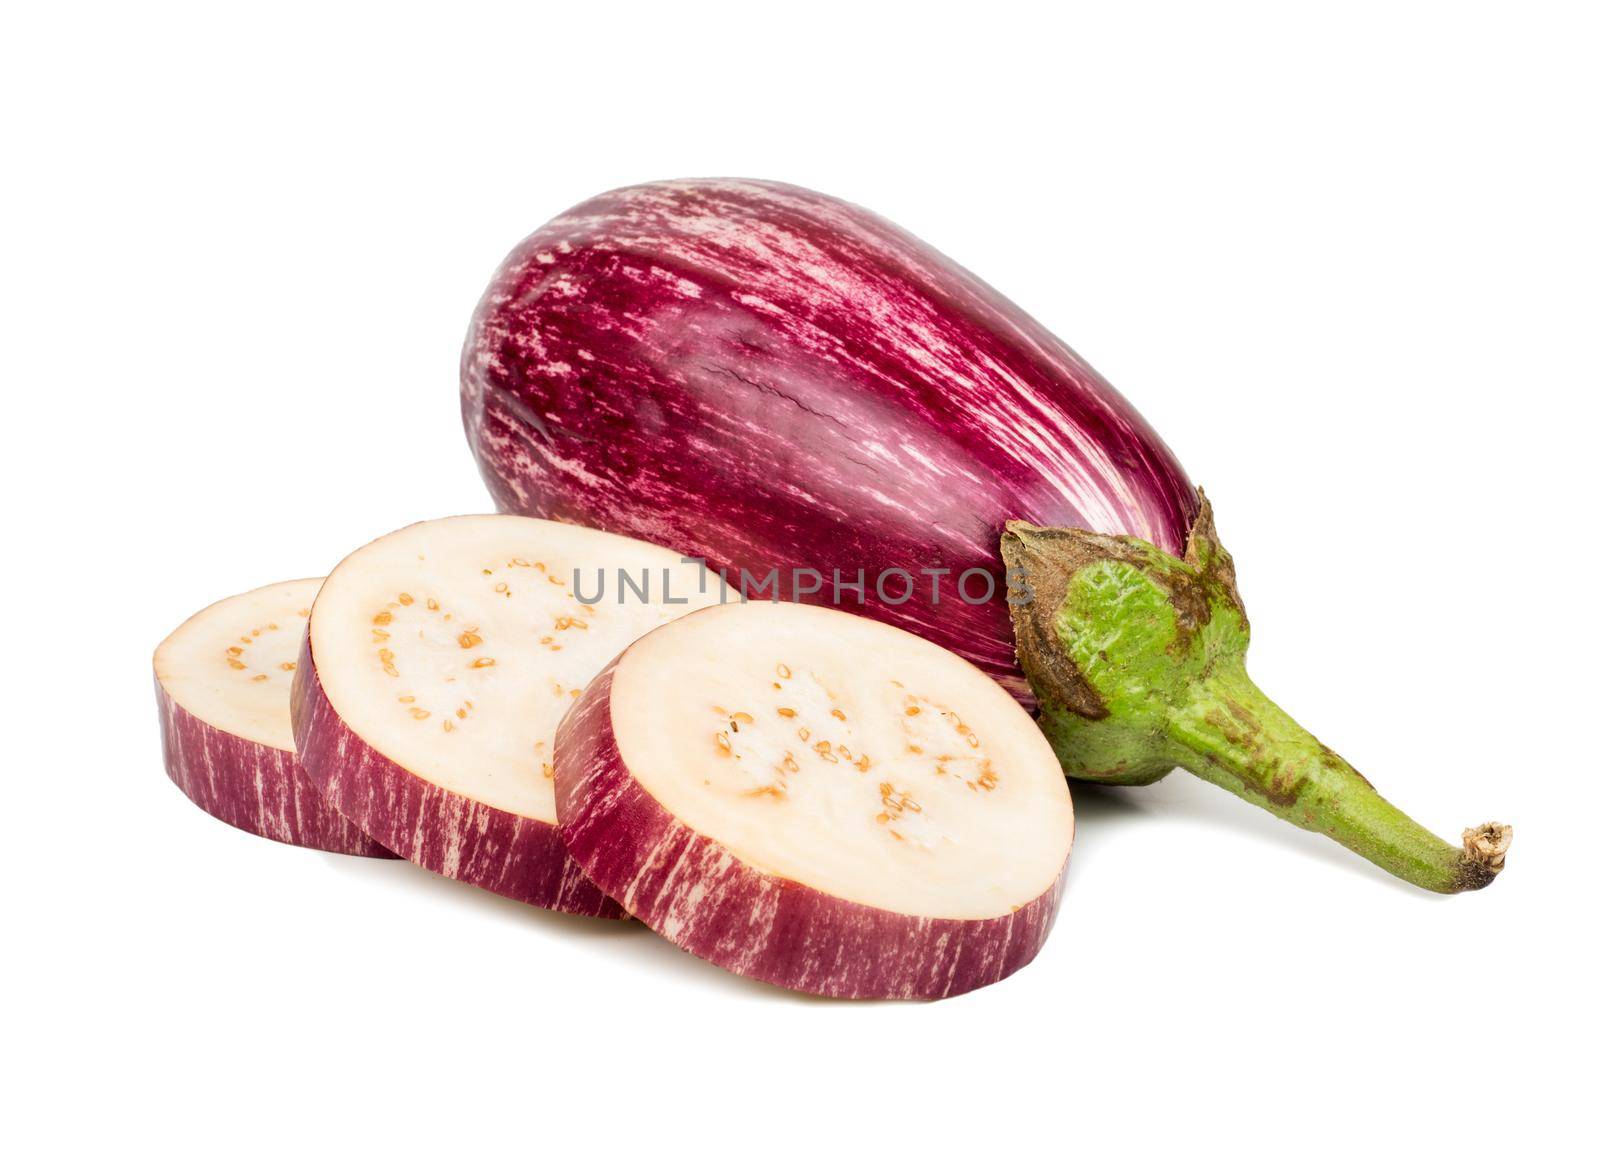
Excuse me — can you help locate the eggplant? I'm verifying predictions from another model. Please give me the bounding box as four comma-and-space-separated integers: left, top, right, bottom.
462, 179, 1509, 893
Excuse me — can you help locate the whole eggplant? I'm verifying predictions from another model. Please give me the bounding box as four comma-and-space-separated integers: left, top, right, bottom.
462, 179, 1509, 894
461, 179, 1195, 704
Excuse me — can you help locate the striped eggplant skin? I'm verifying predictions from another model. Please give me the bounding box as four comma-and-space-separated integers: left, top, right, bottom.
290, 634, 624, 919
155, 676, 395, 858
554, 660, 1067, 1000
461, 179, 1198, 704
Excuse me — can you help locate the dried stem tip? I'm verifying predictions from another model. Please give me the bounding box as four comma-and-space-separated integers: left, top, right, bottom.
1463, 823, 1513, 874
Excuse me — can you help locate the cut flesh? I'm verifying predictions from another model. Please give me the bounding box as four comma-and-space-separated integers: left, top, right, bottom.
292, 515, 720, 916
153, 579, 392, 857
555, 601, 1074, 997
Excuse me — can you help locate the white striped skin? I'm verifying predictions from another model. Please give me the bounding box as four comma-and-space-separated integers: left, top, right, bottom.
153, 578, 392, 857
463, 179, 1197, 702
292, 634, 620, 916
155, 678, 392, 857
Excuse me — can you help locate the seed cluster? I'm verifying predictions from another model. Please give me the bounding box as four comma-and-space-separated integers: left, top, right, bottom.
711, 661, 875, 801
220, 606, 308, 686
358, 558, 602, 740
876, 781, 923, 841
705, 666, 1001, 843
540, 608, 595, 653
481, 557, 576, 605
902, 693, 999, 793
368, 586, 498, 733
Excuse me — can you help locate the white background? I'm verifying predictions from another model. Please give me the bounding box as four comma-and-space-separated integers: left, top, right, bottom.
5, 2, 1596, 1157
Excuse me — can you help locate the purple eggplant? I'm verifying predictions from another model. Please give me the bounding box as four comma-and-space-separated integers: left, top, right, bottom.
462, 179, 1510, 893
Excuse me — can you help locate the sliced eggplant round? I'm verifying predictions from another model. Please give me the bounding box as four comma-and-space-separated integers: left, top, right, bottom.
292, 515, 718, 917
154, 579, 392, 857
555, 601, 1074, 997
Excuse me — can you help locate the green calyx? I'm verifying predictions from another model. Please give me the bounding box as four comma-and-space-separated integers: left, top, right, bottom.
1001, 491, 1511, 894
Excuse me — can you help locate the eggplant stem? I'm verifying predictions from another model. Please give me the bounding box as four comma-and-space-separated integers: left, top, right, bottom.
1002, 491, 1511, 894
1164, 659, 1510, 893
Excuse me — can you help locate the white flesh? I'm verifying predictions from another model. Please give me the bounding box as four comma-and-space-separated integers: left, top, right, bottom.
609, 602, 1074, 921
310, 516, 719, 822
155, 579, 321, 752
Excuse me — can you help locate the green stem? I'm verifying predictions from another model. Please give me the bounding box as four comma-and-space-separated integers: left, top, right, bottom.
1165, 660, 1505, 893
1000, 490, 1511, 894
